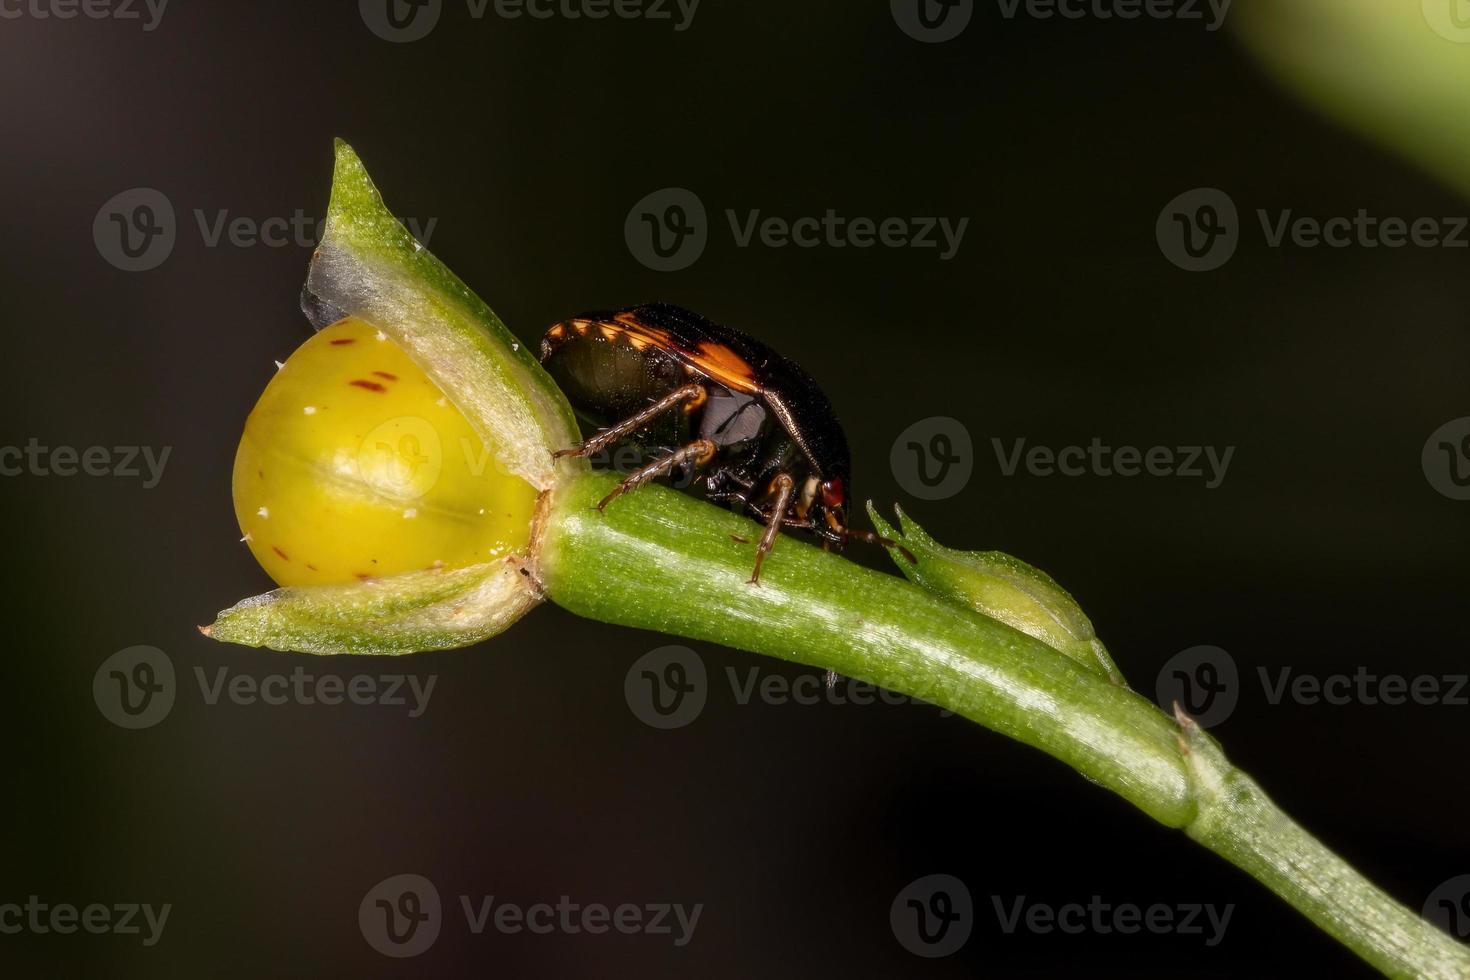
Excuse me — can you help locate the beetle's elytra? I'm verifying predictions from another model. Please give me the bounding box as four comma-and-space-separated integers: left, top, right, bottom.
540, 302, 902, 583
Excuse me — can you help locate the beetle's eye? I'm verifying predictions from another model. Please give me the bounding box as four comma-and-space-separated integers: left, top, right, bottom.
820, 478, 845, 509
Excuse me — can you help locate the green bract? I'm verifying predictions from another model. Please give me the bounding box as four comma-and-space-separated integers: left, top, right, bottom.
867, 503, 1126, 685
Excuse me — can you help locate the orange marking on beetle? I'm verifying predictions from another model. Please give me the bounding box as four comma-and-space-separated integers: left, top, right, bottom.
349, 379, 387, 392
605, 313, 762, 393
272, 546, 290, 561
685, 340, 764, 393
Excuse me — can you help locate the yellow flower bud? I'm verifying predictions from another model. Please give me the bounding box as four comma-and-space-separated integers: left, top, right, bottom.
233, 317, 537, 587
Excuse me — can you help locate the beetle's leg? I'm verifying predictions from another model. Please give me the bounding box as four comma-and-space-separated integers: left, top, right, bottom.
747, 473, 795, 586
553, 383, 708, 460
597, 438, 717, 512
840, 527, 918, 565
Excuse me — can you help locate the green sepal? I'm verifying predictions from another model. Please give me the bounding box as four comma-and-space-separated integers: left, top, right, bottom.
303, 139, 581, 492
204, 559, 541, 656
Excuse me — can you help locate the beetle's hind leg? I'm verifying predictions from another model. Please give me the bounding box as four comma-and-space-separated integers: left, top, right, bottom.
552, 383, 706, 460
747, 473, 796, 586
597, 439, 717, 512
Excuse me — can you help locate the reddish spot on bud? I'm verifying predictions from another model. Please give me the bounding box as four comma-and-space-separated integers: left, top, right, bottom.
272, 546, 290, 561
372, 371, 399, 381
349, 379, 387, 392
330, 338, 356, 346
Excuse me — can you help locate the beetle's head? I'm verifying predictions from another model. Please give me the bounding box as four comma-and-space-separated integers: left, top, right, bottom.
801, 474, 849, 547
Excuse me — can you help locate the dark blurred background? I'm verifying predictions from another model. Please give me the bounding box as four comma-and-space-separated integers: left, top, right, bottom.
2, 1, 1467, 977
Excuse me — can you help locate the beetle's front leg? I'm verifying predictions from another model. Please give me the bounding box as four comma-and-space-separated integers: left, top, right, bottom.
552, 383, 706, 460
596, 439, 717, 512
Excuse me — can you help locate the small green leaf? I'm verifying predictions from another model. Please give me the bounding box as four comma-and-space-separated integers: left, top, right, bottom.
867, 503, 1126, 685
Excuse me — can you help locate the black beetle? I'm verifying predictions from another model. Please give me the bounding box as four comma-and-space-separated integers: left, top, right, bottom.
540, 302, 901, 583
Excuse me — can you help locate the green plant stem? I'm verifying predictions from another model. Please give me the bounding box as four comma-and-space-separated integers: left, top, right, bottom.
538, 470, 1469, 979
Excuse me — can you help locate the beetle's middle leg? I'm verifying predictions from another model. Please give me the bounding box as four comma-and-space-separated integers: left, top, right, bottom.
553, 383, 707, 460
597, 439, 717, 511
747, 473, 795, 586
